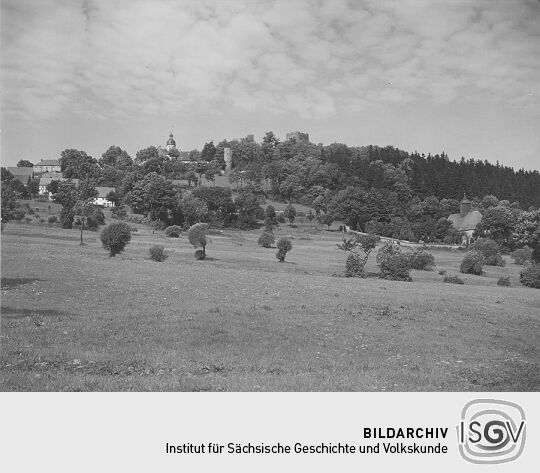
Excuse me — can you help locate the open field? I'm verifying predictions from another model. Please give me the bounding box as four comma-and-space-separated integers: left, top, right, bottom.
1, 218, 539, 391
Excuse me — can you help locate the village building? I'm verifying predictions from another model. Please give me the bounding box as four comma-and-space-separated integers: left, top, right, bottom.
5, 166, 34, 185
157, 132, 190, 161
166, 132, 176, 153
38, 174, 79, 197
93, 187, 116, 207
448, 195, 483, 245
34, 159, 61, 174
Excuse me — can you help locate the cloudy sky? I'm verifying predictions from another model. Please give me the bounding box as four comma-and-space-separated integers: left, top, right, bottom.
1, 0, 539, 170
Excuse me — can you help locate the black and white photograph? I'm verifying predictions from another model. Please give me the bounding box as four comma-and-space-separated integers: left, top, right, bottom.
1, 0, 539, 395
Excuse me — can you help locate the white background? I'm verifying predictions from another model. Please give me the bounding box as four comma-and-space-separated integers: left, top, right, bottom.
0, 393, 537, 472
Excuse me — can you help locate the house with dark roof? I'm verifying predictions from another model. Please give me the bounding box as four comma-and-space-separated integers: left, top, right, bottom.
448, 195, 483, 245
34, 159, 61, 174
5, 166, 34, 185
93, 187, 116, 207
38, 174, 79, 197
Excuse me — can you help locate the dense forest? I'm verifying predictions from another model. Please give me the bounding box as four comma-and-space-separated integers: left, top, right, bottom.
221, 137, 539, 209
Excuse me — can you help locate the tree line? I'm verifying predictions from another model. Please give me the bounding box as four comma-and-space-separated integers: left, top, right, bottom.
2, 133, 539, 249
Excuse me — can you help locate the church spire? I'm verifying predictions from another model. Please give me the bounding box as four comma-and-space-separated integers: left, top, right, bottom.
166, 131, 176, 151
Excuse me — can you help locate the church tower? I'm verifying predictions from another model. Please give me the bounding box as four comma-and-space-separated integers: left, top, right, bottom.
166, 132, 176, 152
460, 194, 472, 217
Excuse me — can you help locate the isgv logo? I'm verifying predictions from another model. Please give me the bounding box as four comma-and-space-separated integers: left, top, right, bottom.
457, 399, 526, 464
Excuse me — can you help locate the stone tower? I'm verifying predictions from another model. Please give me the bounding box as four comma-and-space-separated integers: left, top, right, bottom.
286, 131, 310, 143
166, 132, 176, 152
460, 194, 472, 217
224, 147, 232, 171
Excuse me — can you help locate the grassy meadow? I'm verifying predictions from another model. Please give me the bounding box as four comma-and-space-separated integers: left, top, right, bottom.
1, 211, 539, 391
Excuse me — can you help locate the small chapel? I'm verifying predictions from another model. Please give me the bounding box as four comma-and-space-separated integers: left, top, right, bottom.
448, 195, 483, 245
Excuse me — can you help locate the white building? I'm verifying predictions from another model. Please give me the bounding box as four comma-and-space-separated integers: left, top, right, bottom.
34, 159, 61, 174
93, 187, 116, 207
38, 174, 79, 198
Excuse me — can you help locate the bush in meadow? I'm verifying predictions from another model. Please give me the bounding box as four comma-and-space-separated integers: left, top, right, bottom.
511, 247, 532, 265
408, 248, 435, 270
519, 264, 540, 289
337, 233, 379, 278
164, 225, 182, 238
470, 237, 505, 266
153, 220, 167, 231
460, 250, 484, 275
376, 242, 412, 281
444, 275, 464, 285
497, 276, 511, 287
149, 245, 166, 262
100, 222, 132, 257
345, 253, 363, 277
276, 238, 292, 262
258, 232, 275, 248
92, 208, 105, 225
60, 206, 75, 229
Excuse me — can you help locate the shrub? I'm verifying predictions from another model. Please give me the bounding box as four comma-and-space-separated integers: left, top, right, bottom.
86, 216, 99, 229
511, 247, 532, 265
320, 213, 334, 229
408, 249, 435, 270
284, 203, 296, 224
376, 242, 412, 281
519, 264, 540, 289
92, 208, 105, 225
376, 241, 402, 267
130, 226, 138, 233
470, 237, 504, 266
497, 276, 511, 287
277, 213, 285, 223
149, 244, 166, 262
379, 253, 412, 281
265, 205, 276, 219
111, 206, 127, 219
60, 206, 75, 228
164, 225, 182, 238
39, 218, 45, 223
444, 275, 464, 285
153, 220, 167, 231
533, 242, 540, 264
264, 216, 275, 232
438, 269, 446, 275
345, 253, 363, 277
188, 223, 209, 259
12, 208, 26, 221
276, 238, 292, 262
100, 222, 132, 257
460, 250, 484, 275
47, 215, 58, 224
484, 253, 505, 267
338, 233, 380, 275
258, 232, 275, 248
470, 237, 499, 255
124, 214, 146, 224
